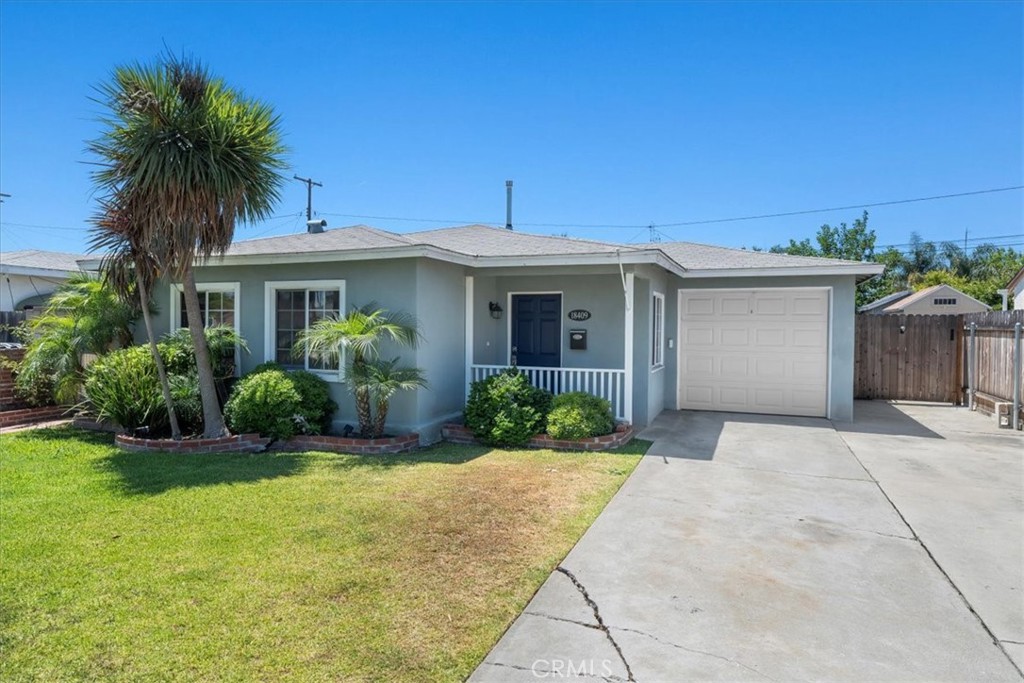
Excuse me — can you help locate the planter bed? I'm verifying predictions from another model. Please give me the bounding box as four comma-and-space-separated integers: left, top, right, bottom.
115, 433, 271, 454
441, 422, 634, 451
274, 433, 420, 455
0, 406, 70, 431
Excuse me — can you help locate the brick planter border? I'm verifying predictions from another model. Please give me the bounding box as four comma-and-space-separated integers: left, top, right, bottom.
276, 433, 420, 455
0, 406, 70, 430
441, 423, 634, 451
115, 433, 271, 454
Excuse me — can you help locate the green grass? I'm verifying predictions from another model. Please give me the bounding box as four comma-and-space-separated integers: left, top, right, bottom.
0, 427, 647, 682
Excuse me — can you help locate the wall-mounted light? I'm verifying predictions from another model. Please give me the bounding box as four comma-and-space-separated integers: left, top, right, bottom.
489, 302, 504, 320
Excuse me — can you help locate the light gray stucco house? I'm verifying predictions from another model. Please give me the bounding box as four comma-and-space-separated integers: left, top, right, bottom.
0, 250, 88, 313
103, 224, 883, 442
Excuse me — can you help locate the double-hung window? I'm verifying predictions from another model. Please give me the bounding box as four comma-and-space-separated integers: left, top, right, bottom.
651, 292, 665, 369
265, 280, 345, 375
170, 282, 242, 374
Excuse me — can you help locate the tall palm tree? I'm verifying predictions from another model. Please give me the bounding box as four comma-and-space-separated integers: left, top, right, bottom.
296, 304, 423, 437
88, 54, 286, 438
92, 204, 182, 440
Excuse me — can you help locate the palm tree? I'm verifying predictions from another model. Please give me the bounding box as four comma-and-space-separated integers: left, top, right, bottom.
17, 273, 139, 404
296, 304, 423, 437
356, 359, 427, 438
92, 205, 182, 439
88, 54, 286, 438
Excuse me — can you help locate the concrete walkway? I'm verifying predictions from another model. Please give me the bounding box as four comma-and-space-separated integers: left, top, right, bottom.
471, 402, 1023, 682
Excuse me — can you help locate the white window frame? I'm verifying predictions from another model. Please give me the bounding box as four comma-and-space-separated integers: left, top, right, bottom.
651, 291, 665, 370
169, 282, 242, 373
264, 280, 346, 381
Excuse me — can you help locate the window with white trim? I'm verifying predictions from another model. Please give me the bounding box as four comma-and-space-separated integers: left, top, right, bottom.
265, 281, 345, 374
171, 283, 240, 331
652, 292, 665, 368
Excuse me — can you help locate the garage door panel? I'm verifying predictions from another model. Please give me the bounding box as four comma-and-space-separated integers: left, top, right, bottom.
679, 288, 829, 418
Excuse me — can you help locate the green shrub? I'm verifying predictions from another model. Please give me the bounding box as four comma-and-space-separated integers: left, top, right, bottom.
83, 346, 166, 433
464, 369, 552, 447
545, 392, 614, 441
288, 370, 337, 434
224, 370, 302, 440
168, 371, 204, 436
161, 325, 246, 380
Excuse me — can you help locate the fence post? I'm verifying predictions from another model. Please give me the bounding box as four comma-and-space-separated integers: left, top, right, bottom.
968, 322, 977, 411
1014, 322, 1021, 431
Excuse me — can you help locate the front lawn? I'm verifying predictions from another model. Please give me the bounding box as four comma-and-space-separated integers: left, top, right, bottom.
0, 428, 645, 681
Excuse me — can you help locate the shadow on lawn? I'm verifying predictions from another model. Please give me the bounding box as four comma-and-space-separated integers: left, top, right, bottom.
100, 449, 310, 496
320, 443, 495, 471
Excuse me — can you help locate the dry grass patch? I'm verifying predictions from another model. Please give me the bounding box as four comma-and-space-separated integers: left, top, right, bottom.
0, 428, 645, 682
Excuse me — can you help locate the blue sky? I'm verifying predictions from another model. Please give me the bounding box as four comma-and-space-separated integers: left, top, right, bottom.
1, 1, 1021, 256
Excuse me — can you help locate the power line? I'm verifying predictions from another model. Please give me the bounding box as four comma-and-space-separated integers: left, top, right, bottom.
874, 233, 1023, 250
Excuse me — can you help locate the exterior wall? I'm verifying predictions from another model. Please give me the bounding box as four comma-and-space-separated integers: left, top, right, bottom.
413, 259, 467, 436
672, 274, 859, 422
471, 271, 626, 371
899, 297, 989, 315
0, 274, 66, 312
631, 275, 651, 427
147, 258, 429, 437
639, 265, 671, 424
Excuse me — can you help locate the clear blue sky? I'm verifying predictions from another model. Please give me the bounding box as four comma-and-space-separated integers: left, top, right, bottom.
1, 1, 1021, 256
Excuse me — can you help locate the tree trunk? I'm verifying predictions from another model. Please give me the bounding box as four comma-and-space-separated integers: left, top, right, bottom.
355, 387, 373, 437
181, 265, 229, 438
137, 272, 182, 440
372, 399, 388, 438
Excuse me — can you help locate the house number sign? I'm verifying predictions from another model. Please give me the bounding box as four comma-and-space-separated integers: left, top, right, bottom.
567, 309, 592, 321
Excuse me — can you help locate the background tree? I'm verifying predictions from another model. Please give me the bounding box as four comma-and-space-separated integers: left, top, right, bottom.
88, 54, 286, 438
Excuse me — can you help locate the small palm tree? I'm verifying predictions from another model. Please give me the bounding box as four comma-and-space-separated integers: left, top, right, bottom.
356, 358, 428, 438
296, 304, 425, 437
88, 53, 286, 438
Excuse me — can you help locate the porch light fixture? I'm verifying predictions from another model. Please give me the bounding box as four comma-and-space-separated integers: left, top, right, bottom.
489, 302, 504, 320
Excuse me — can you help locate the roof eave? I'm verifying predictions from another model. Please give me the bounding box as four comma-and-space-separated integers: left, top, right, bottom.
0, 264, 85, 278
677, 263, 885, 281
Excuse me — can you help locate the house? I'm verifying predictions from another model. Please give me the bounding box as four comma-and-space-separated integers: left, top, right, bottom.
1007, 265, 1024, 310
92, 224, 883, 441
0, 250, 88, 313
859, 284, 990, 316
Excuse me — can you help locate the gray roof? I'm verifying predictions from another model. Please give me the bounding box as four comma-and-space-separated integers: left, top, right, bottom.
858, 290, 912, 312
0, 249, 88, 273
221, 223, 879, 276
656, 241, 865, 270
226, 225, 414, 256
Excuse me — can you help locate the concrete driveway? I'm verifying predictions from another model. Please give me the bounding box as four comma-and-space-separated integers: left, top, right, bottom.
471, 402, 1023, 682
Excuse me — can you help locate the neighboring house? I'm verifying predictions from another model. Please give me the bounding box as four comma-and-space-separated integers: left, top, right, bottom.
85, 224, 882, 441
860, 284, 990, 316
0, 250, 88, 313
1007, 265, 1024, 310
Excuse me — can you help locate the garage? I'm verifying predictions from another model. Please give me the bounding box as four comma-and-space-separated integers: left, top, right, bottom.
677, 287, 830, 418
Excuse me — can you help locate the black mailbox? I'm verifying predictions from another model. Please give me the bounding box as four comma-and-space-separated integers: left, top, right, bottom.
569, 329, 587, 350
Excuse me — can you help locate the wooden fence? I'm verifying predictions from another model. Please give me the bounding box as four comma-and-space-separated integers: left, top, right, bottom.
854, 313, 963, 403
854, 310, 1023, 425
963, 310, 1024, 421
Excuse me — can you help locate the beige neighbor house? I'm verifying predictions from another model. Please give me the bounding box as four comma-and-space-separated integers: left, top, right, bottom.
1006, 265, 1024, 310
858, 284, 990, 315
0, 250, 88, 314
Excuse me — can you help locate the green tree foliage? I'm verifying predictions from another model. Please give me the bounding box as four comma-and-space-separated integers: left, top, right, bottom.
771, 211, 876, 262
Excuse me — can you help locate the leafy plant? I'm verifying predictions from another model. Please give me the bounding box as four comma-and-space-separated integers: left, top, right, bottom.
546, 392, 614, 441
285, 370, 337, 434
464, 369, 552, 447
168, 371, 204, 436
82, 346, 166, 433
296, 304, 426, 438
224, 370, 302, 441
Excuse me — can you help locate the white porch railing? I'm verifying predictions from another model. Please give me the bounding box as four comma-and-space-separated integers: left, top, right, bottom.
469, 365, 628, 421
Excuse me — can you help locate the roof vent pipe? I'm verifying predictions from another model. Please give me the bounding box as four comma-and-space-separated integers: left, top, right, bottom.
307, 218, 327, 234
505, 180, 513, 230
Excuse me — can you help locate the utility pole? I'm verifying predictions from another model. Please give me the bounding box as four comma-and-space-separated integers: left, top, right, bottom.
293, 175, 322, 220
648, 224, 660, 243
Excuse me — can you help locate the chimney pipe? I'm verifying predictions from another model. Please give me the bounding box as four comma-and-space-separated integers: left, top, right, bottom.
505, 180, 513, 230
307, 218, 327, 234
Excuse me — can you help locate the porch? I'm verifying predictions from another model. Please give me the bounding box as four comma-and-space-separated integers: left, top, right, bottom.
464, 269, 638, 424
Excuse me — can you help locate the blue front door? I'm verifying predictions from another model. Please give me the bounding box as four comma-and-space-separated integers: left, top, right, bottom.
511, 294, 561, 367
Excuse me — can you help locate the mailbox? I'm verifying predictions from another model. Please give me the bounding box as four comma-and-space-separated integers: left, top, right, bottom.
569, 329, 587, 350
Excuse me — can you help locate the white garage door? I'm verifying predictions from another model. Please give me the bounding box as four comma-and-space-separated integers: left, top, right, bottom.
678, 288, 829, 417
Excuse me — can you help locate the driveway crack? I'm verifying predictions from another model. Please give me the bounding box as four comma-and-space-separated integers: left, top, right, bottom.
556, 566, 636, 682
523, 610, 601, 630
611, 625, 776, 682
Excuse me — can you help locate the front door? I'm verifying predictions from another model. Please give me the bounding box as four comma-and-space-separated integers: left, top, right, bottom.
511, 294, 562, 367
